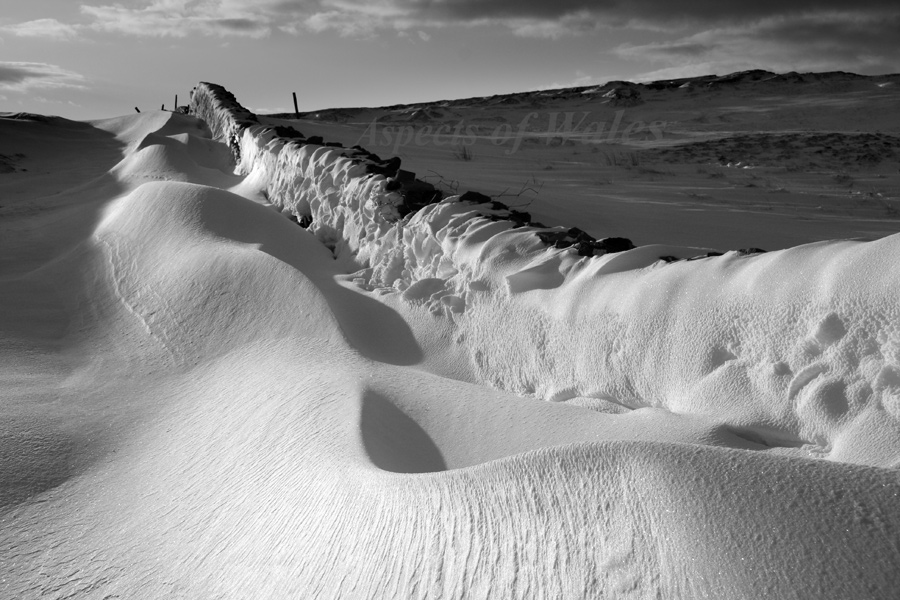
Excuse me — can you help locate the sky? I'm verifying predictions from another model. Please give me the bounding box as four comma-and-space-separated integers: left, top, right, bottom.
1, 0, 899, 120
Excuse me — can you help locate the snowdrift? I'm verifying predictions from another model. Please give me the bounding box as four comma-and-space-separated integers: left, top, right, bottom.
191, 82, 900, 467
1, 83, 898, 598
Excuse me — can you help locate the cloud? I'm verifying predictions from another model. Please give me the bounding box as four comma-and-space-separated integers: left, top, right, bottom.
617, 11, 900, 78
9, 1, 895, 76
0, 62, 87, 92
63, 0, 900, 40
81, 1, 272, 38
300, 10, 385, 37
0, 18, 81, 40
383, 0, 900, 26
78, 0, 412, 39
285, 0, 900, 36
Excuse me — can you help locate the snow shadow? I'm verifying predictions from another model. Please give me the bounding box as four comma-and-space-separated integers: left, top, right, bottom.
359, 391, 447, 473
315, 278, 425, 366
0, 115, 128, 278
0, 417, 94, 508
196, 189, 424, 366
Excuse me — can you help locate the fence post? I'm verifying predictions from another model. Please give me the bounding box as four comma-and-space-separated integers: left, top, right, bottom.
293, 92, 299, 119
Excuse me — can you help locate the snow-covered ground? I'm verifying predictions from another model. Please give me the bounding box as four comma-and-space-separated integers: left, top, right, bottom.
2, 73, 900, 598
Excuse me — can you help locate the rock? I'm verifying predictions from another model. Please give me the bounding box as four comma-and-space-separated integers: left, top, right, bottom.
400, 179, 442, 213
575, 241, 596, 257
508, 210, 531, 226
396, 169, 416, 183
460, 191, 492, 204
271, 125, 304, 139
537, 231, 567, 245
596, 237, 635, 253
365, 156, 402, 178
567, 227, 595, 242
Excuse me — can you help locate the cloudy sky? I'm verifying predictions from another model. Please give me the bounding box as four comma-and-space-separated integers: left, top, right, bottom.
2, 0, 899, 119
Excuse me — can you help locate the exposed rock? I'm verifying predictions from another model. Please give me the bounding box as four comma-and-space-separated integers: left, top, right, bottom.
269, 125, 304, 139
596, 237, 636, 253
365, 156, 402, 178
508, 210, 531, 227
396, 169, 416, 183
568, 227, 596, 242
460, 191, 492, 204
399, 179, 442, 215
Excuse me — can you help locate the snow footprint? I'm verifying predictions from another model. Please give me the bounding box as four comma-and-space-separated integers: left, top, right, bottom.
874, 364, 900, 418
704, 345, 737, 374
788, 363, 829, 400
811, 312, 847, 349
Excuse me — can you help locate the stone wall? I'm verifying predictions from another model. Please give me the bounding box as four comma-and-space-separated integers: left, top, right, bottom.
189, 82, 633, 302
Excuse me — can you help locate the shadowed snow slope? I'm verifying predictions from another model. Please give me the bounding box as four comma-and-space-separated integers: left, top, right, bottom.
1, 106, 899, 599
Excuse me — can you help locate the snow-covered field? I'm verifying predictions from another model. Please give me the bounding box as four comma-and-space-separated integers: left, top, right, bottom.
2, 72, 900, 598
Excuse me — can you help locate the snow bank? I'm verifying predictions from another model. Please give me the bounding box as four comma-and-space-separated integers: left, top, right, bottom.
190, 83, 900, 467
4, 89, 900, 599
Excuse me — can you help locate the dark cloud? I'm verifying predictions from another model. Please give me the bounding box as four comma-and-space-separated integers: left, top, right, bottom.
210, 18, 269, 33
0, 62, 86, 91
409, 0, 900, 24
0, 65, 39, 86
80, 2, 272, 38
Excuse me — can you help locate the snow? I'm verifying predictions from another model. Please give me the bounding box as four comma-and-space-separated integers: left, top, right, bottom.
2, 76, 900, 598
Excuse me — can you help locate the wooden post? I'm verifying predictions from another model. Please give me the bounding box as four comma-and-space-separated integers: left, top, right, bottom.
175, 94, 178, 110
292, 92, 299, 119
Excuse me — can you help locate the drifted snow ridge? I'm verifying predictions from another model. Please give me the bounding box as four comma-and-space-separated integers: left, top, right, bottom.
189, 82, 900, 467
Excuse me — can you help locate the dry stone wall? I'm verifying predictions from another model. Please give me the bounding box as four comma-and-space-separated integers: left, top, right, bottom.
189, 82, 633, 306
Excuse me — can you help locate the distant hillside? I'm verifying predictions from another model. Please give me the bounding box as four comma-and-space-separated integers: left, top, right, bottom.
267, 69, 900, 121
